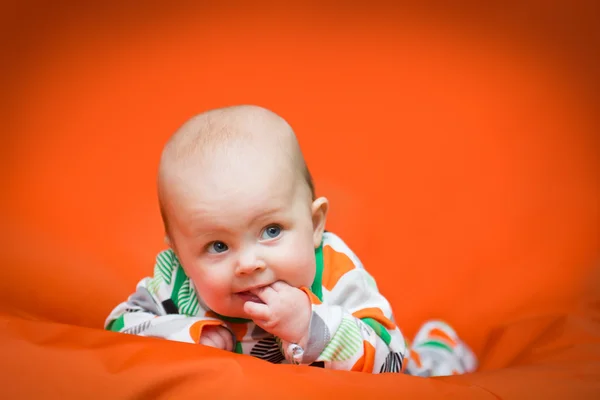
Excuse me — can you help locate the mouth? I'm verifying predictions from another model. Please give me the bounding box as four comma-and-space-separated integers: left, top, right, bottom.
235, 284, 268, 303
236, 291, 264, 303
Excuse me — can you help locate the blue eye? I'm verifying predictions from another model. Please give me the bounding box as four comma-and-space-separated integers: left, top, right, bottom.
261, 225, 282, 240
207, 241, 228, 254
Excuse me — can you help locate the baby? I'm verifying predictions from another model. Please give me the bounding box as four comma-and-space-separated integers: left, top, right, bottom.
105, 105, 477, 375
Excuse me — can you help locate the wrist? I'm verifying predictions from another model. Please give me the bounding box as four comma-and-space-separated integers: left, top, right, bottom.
280, 292, 313, 364
296, 289, 313, 347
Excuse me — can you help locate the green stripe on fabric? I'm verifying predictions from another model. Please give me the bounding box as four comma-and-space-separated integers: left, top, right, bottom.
171, 263, 189, 310
311, 241, 324, 302
190, 301, 200, 316
235, 342, 243, 354
178, 279, 201, 316
417, 340, 453, 353
148, 250, 176, 294
106, 316, 125, 332
147, 276, 161, 295
320, 317, 362, 361
321, 333, 361, 361
157, 250, 175, 284
361, 317, 392, 346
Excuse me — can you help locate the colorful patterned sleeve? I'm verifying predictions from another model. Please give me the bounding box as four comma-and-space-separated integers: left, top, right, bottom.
104, 249, 228, 344
281, 232, 407, 373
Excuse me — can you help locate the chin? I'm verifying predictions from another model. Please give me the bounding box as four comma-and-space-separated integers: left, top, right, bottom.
225, 310, 248, 319
210, 303, 246, 319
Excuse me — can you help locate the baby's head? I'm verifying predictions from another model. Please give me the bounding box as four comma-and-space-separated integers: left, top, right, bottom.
157, 105, 328, 318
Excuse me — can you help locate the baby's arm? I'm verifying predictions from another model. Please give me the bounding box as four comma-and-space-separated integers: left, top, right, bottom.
292, 266, 407, 373
244, 236, 408, 373
105, 249, 232, 349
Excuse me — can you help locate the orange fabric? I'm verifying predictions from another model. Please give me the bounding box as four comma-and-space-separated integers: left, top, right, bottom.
428, 328, 458, 347
321, 245, 357, 291
409, 349, 423, 369
300, 287, 323, 305
229, 323, 250, 343
205, 311, 249, 341
352, 307, 397, 330
352, 341, 377, 372
2, 1, 600, 399
188, 320, 223, 343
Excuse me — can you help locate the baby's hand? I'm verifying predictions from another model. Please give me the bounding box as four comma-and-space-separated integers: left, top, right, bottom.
243, 281, 312, 347
198, 325, 233, 351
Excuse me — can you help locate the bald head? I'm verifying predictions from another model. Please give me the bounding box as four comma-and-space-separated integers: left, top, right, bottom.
157, 105, 315, 233
160, 105, 291, 164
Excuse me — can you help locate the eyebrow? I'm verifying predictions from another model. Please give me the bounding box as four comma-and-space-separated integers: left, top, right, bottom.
186, 206, 286, 238
249, 206, 285, 226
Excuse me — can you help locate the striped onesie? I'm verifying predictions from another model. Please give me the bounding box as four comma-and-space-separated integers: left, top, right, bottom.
105, 232, 477, 375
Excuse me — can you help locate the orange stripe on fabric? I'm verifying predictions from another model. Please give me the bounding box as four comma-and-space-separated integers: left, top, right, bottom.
188, 320, 224, 343
322, 245, 356, 291
228, 323, 249, 342
352, 307, 397, 330
351, 341, 376, 372
300, 287, 322, 305
205, 311, 248, 341
409, 349, 422, 369
428, 328, 458, 347
351, 353, 366, 372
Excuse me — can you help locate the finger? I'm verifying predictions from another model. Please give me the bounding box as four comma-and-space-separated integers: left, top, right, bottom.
250, 285, 279, 304
199, 328, 227, 350
216, 327, 233, 352
213, 331, 226, 350
269, 280, 291, 292
199, 333, 219, 348
243, 300, 271, 321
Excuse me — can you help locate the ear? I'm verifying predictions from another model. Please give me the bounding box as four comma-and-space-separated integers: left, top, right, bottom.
311, 197, 329, 248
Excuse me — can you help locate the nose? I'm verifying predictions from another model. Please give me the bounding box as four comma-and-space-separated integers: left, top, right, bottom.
235, 246, 266, 276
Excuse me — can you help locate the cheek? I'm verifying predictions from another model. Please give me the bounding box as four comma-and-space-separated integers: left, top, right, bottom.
188, 269, 234, 314
303, 251, 317, 283
183, 260, 232, 298
277, 234, 317, 286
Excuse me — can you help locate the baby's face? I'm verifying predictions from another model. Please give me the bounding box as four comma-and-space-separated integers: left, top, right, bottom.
164, 152, 321, 319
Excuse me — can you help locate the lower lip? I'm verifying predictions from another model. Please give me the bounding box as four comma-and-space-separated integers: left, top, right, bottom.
237, 291, 264, 303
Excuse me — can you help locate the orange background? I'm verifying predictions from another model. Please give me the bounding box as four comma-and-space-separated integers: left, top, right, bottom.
1, 1, 599, 398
